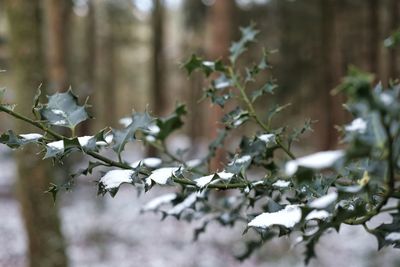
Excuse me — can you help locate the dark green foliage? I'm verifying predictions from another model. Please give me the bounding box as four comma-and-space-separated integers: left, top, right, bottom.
0, 25, 399, 265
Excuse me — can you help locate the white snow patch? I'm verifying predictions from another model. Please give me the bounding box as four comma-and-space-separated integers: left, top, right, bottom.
345, 118, 367, 134
385, 232, 400, 241
142, 193, 177, 211
194, 171, 234, 188
119, 117, 132, 127
148, 167, 179, 184
305, 210, 330, 221
47, 140, 64, 150
96, 134, 113, 146
231, 155, 251, 165
380, 93, 394, 106
248, 205, 302, 229
217, 171, 235, 179
285, 150, 345, 176
273, 180, 290, 188
194, 174, 214, 188
130, 157, 162, 169
258, 133, 275, 143
52, 109, 67, 116
167, 193, 197, 215
202, 61, 214, 67
52, 119, 67, 125
99, 169, 134, 190
147, 124, 160, 134
19, 133, 43, 140
233, 119, 244, 127
145, 135, 156, 142
309, 192, 338, 209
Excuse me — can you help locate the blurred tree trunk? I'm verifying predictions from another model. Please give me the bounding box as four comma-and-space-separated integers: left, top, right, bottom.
5, 1, 68, 267
389, 0, 400, 79
368, 0, 380, 75
318, 0, 345, 150
151, 0, 166, 116
94, 1, 116, 129
45, 0, 72, 91
79, 0, 96, 135
183, 0, 207, 150
207, 0, 234, 171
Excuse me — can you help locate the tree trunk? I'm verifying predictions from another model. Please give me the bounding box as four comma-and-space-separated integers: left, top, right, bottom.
318, 0, 345, 150
5, 1, 68, 267
207, 0, 234, 171
389, 0, 400, 79
151, 0, 166, 116
45, 0, 72, 91
368, 0, 380, 75
94, 1, 117, 129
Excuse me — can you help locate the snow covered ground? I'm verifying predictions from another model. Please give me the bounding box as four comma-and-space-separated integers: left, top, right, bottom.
0, 146, 399, 267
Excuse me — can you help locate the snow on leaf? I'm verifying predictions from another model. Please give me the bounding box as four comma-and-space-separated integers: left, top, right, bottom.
217, 171, 235, 179
380, 92, 394, 106
130, 157, 162, 169
39, 90, 89, 129
19, 133, 43, 140
309, 192, 338, 209
285, 150, 345, 176
142, 193, 177, 211
305, 210, 330, 221
148, 167, 179, 184
273, 180, 290, 188
345, 118, 367, 134
194, 174, 215, 188
147, 124, 160, 134
119, 117, 132, 127
167, 193, 197, 215
257, 133, 275, 144
248, 205, 302, 229
99, 169, 134, 190
47, 140, 64, 150
385, 232, 400, 241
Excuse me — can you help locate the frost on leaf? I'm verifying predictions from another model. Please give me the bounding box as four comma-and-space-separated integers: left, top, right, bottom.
147, 167, 179, 185
98, 169, 134, 196
345, 118, 367, 134
167, 193, 198, 216
309, 192, 338, 209
130, 157, 162, 169
39, 90, 89, 129
305, 210, 330, 221
195, 171, 235, 188
19, 133, 43, 140
142, 193, 177, 212
273, 180, 290, 188
285, 150, 345, 176
257, 133, 275, 144
248, 205, 302, 229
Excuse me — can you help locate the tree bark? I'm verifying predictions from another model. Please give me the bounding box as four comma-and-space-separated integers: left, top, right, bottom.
389, 0, 400, 79
207, 0, 234, 171
45, 0, 72, 91
318, 0, 345, 150
93, 1, 117, 129
151, 0, 166, 116
5, 1, 68, 267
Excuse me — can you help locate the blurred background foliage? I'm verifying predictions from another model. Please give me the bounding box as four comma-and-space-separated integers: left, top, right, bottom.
0, 0, 400, 266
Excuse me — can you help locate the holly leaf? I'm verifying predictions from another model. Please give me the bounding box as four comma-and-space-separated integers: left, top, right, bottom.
112, 111, 154, 156
229, 24, 259, 64
251, 81, 277, 102
39, 89, 89, 130
156, 104, 187, 141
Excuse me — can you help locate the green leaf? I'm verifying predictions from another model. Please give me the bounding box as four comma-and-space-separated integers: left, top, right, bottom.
112, 111, 154, 156
251, 81, 277, 102
229, 24, 259, 64
32, 84, 43, 119
44, 183, 59, 203
39, 89, 89, 130
222, 107, 250, 129
183, 55, 226, 77
156, 104, 187, 141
